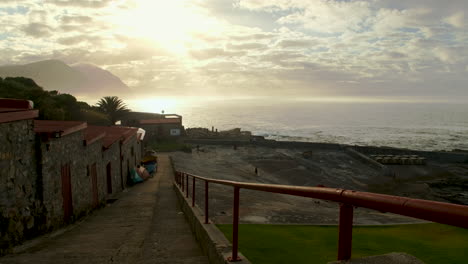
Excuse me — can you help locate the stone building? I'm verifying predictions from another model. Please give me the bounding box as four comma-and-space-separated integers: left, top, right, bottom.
34, 120, 90, 226
95, 126, 140, 193
1, 98, 144, 254
0, 99, 40, 254
138, 114, 184, 140
83, 126, 106, 209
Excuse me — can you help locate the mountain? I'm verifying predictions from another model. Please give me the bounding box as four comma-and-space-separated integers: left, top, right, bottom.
0, 60, 129, 96
71, 63, 129, 93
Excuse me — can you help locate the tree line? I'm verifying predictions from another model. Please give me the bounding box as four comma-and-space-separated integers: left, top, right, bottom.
0, 77, 130, 125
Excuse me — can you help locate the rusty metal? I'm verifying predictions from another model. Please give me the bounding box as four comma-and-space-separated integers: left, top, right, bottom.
337, 204, 353, 260
176, 171, 468, 229
228, 186, 241, 262
186, 173, 189, 198
205, 180, 209, 224
175, 170, 468, 261
192, 177, 196, 207
181, 172, 184, 192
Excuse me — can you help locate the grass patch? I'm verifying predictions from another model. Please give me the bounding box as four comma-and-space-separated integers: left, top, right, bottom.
217, 223, 468, 264
147, 139, 192, 152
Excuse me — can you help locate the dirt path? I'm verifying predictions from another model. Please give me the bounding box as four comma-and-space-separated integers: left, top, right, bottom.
0, 155, 208, 264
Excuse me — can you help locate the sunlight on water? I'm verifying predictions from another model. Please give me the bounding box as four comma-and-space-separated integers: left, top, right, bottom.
125, 96, 468, 151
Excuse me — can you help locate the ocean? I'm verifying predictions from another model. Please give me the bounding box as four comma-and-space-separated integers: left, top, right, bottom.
129, 98, 468, 151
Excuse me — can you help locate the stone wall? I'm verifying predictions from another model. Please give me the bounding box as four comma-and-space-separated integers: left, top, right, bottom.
184, 138, 343, 150
39, 131, 88, 229
0, 119, 43, 253
121, 135, 140, 185
184, 139, 468, 163
352, 145, 468, 163
102, 142, 122, 195
85, 139, 106, 207
1, 122, 143, 254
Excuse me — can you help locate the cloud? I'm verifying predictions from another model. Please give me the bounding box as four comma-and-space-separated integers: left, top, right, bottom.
226, 43, 266, 50
230, 33, 274, 41
22, 22, 53, 37
190, 48, 246, 60
45, 0, 115, 8
276, 39, 319, 48
0, 0, 467, 98
444, 11, 465, 28
60, 15, 93, 24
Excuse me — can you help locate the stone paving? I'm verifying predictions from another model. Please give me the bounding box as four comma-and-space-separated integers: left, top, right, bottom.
0, 155, 209, 264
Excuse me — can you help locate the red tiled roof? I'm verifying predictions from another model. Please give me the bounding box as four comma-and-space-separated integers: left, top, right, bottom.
84, 126, 106, 146
0, 98, 38, 123
0, 98, 33, 109
93, 126, 138, 148
140, 118, 181, 125
34, 120, 87, 137
0, 109, 38, 123
0, 108, 27, 113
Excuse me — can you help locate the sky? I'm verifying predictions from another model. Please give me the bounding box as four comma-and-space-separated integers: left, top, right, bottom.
0, 0, 467, 100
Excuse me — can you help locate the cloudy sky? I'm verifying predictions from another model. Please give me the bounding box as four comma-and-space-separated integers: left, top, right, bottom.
0, 0, 467, 100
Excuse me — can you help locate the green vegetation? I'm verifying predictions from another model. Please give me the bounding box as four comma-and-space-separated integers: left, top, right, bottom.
96, 96, 130, 125
0, 77, 128, 125
147, 138, 192, 152
217, 224, 468, 264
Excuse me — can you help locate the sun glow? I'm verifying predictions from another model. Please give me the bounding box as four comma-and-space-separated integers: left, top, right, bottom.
111, 0, 222, 54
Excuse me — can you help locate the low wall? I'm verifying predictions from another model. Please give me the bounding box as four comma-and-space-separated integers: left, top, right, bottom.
352, 145, 468, 163
184, 139, 468, 163
173, 184, 251, 264
184, 138, 343, 150
344, 148, 394, 177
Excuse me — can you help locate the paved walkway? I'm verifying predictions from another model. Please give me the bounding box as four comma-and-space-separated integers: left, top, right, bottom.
0, 155, 209, 264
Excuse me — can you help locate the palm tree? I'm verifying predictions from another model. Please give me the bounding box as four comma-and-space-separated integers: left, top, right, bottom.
96, 96, 130, 125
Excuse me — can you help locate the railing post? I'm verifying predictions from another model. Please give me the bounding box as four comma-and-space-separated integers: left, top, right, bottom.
181, 173, 184, 192
337, 203, 354, 261
204, 180, 209, 224
228, 186, 241, 262
186, 173, 189, 198
192, 177, 196, 207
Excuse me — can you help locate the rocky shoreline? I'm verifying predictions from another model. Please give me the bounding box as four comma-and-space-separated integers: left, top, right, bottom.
169, 129, 468, 224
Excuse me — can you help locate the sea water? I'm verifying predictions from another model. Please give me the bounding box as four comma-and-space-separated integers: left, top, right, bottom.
132, 98, 468, 151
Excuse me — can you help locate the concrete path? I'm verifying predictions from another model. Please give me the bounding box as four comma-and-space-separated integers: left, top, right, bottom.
0, 155, 209, 264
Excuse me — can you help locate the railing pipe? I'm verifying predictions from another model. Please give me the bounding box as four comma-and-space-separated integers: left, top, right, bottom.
175, 172, 468, 229
192, 177, 196, 207
337, 203, 354, 260
186, 173, 189, 198
174, 170, 468, 262
205, 180, 209, 224
181, 172, 184, 192
228, 186, 241, 262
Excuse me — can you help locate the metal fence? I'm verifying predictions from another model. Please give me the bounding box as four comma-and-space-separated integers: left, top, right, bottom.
174, 171, 468, 262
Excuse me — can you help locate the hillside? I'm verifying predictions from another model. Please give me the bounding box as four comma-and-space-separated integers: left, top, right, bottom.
71, 63, 129, 93
0, 60, 129, 96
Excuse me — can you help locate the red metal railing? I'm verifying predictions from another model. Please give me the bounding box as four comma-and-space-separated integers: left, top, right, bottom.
174, 171, 468, 262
